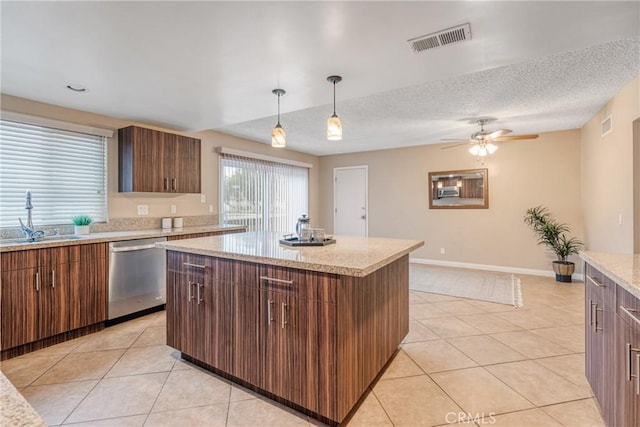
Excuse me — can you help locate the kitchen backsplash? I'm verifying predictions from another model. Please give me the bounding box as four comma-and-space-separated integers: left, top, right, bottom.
0, 214, 220, 240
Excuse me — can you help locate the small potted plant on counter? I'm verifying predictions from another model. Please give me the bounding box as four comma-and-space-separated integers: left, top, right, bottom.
72, 214, 93, 235
524, 206, 582, 282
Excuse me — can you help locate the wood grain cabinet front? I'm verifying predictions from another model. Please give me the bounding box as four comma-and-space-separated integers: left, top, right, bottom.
0, 247, 71, 349
118, 125, 201, 194
69, 243, 108, 329
166, 252, 232, 371
615, 286, 640, 426
584, 264, 616, 426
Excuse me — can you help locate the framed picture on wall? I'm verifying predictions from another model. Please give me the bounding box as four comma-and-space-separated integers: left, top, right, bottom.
428, 168, 488, 209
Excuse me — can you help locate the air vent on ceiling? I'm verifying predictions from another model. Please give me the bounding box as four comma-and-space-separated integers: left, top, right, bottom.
408, 23, 471, 54
601, 115, 612, 137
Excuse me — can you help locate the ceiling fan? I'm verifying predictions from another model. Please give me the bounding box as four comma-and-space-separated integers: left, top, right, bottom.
441, 119, 539, 156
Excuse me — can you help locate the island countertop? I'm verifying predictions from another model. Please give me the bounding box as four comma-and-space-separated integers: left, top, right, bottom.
157, 231, 424, 277
580, 251, 640, 299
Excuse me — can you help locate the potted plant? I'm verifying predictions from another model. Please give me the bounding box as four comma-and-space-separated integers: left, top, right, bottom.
72, 214, 93, 235
523, 206, 582, 282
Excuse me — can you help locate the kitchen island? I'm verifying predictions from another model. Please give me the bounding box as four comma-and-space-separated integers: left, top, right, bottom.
157, 231, 423, 424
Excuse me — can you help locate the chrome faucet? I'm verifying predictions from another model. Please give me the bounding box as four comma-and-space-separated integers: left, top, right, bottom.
19, 190, 45, 242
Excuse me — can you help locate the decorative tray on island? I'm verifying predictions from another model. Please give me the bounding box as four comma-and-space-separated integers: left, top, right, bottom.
279, 236, 336, 247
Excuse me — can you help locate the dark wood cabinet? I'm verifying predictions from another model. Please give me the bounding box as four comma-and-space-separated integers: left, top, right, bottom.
585, 261, 640, 427
69, 243, 108, 329
585, 264, 616, 426
118, 125, 201, 194
615, 286, 640, 426
0, 247, 71, 349
166, 252, 232, 371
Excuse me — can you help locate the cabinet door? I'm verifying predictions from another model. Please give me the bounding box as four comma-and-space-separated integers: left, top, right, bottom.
232, 284, 259, 384
259, 290, 318, 412
37, 263, 70, 339
0, 267, 39, 349
119, 126, 168, 192
69, 243, 108, 329
615, 314, 640, 426
173, 134, 201, 193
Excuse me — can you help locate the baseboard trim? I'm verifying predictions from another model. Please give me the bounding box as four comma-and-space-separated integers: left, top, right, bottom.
409, 257, 584, 282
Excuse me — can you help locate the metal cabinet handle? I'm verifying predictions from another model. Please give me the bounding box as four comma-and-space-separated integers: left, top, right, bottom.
197, 283, 204, 304
267, 300, 274, 325
164, 178, 169, 190
260, 276, 293, 285
172, 178, 177, 191
589, 300, 595, 331
187, 280, 196, 302
595, 306, 603, 332
586, 275, 605, 288
626, 343, 640, 381
281, 302, 288, 329
35, 272, 40, 292
184, 262, 207, 269
51, 269, 55, 288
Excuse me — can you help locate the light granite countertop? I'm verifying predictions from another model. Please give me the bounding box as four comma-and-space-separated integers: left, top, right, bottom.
580, 251, 640, 299
0, 372, 45, 427
0, 224, 246, 252
157, 231, 424, 277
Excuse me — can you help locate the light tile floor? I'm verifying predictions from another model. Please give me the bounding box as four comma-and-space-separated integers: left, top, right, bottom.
0, 270, 605, 426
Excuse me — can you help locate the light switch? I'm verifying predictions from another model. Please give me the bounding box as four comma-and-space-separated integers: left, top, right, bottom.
200, 194, 206, 203
209, 204, 214, 213
137, 205, 149, 215
170, 205, 177, 214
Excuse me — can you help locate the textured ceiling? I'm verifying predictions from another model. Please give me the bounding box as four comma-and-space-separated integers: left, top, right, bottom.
1, 1, 639, 156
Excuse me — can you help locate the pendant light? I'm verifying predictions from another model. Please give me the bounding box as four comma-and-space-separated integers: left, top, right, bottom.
326, 75, 343, 141
271, 88, 286, 148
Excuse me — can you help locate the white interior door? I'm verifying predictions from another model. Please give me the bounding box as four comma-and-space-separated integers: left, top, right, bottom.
334, 166, 368, 237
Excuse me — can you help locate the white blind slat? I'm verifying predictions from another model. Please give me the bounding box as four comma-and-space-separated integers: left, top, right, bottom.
0, 119, 107, 228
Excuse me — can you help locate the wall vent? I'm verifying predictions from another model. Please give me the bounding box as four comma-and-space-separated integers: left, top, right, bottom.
408, 23, 471, 54
601, 115, 612, 137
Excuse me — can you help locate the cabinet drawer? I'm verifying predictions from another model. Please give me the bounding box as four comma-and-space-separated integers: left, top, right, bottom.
258, 265, 337, 303
585, 263, 616, 308
168, 252, 219, 280
1, 249, 38, 270
617, 286, 640, 335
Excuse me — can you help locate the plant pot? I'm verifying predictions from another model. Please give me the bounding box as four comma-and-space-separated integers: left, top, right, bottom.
552, 261, 575, 283
74, 225, 90, 235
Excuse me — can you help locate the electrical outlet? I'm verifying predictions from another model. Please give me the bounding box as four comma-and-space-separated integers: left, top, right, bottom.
170, 205, 177, 214
137, 205, 149, 215
200, 194, 206, 203
440, 248, 446, 255
209, 204, 214, 213
619, 213, 623, 225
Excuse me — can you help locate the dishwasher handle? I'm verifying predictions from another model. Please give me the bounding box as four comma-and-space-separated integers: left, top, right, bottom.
110, 243, 159, 253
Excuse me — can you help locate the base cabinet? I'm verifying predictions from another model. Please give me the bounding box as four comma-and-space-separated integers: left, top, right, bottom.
1, 248, 71, 349
166, 251, 409, 423
585, 261, 640, 426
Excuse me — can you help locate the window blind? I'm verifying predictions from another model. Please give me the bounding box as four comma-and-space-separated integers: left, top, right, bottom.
0, 119, 107, 228
219, 153, 308, 233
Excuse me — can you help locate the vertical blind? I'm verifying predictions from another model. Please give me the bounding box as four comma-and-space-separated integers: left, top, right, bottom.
0, 119, 107, 228
219, 153, 308, 233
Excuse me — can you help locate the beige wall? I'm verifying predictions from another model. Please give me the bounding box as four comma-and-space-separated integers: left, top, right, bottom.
0, 94, 320, 227
319, 130, 583, 273
581, 75, 639, 254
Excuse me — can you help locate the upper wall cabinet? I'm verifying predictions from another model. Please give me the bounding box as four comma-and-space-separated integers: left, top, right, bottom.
118, 126, 201, 193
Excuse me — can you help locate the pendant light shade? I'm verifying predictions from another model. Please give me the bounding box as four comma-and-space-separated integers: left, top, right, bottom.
326, 75, 342, 141
271, 88, 286, 148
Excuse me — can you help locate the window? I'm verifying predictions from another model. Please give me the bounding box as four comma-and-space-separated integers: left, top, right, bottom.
0, 118, 108, 228
220, 153, 308, 233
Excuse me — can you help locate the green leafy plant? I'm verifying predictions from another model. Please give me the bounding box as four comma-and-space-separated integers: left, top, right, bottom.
523, 206, 582, 263
72, 215, 93, 226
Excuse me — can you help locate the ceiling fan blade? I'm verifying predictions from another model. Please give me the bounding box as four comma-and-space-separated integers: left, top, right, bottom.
492, 134, 539, 142
440, 141, 471, 150
440, 138, 468, 141
486, 129, 512, 139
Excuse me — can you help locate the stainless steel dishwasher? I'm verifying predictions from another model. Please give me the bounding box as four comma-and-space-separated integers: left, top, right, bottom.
108, 237, 167, 320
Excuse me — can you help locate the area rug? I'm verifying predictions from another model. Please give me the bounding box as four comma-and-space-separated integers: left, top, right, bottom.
410, 265, 523, 307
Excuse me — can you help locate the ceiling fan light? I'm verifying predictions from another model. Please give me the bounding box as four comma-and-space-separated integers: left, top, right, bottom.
469, 144, 481, 155
486, 143, 498, 154
327, 114, 342, 141
272, 124, 286, 148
